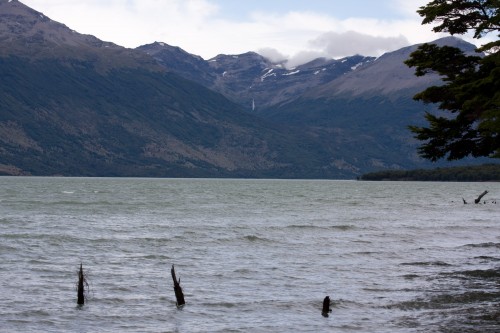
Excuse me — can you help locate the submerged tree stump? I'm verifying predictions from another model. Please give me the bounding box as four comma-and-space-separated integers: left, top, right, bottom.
322, 296, 332, 317
77, 263, 85, 305
171, 265, 185, 307
474, 190, 488, 204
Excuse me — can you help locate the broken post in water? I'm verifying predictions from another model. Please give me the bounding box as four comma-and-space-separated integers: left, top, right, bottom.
322, 296, 332, 317
171, 265, 185, 307
474, 190, 488, 204
77, 263, 86, 305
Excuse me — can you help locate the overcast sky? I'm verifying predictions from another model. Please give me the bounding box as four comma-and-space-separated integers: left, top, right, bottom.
22, 0, 459, 66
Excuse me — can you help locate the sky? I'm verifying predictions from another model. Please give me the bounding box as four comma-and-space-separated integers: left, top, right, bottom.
21, 0, 466, 67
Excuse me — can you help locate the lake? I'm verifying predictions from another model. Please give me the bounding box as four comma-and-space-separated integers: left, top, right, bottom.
0, 177, 498, 332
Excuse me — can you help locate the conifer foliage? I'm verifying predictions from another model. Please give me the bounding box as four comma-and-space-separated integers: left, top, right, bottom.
405, 0, 500, 161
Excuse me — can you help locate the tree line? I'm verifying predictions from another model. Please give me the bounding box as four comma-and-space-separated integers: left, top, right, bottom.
360, 163, 500, 181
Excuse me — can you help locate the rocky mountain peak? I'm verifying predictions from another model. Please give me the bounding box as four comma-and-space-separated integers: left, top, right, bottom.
139, 41, 205, 62
0, 0, 110, 50
0, 0, 157, 69
137, 41, 215, 85
305, 36, 479, 99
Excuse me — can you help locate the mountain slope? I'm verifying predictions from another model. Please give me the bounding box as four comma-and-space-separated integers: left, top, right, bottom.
305, 36, 478, 99
255, 37, 487, 173
138, 42, 374, 110
0, 0, 156, 69
136, 42, 216, 87
1, 0, 490, 178
0, 0, 340, 178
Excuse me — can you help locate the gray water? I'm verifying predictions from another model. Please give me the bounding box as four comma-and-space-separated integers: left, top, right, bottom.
0, 177, 498, 332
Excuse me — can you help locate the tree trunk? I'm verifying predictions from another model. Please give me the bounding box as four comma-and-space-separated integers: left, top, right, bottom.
474, 190, 488, 204
322, 296, 331, 317
171, 265, 185, 307
77, 263, 85, 305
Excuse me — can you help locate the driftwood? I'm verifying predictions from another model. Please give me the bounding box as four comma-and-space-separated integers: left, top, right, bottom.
462, 191, 490, 204
171, 265, 185, 307
474, 190, 488, 204
77, 263, 86, 305
322, 296, 332, 317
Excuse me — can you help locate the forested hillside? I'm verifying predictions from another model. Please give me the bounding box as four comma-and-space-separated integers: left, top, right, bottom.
360, 164, 500, 181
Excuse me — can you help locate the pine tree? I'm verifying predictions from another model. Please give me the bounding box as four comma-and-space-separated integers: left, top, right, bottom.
405, 0, 500, 161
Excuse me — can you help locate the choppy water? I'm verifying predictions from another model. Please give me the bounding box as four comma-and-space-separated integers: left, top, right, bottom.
0, 177, 499, 332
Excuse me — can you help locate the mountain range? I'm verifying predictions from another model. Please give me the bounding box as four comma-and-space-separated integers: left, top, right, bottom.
0, 0, 489, 178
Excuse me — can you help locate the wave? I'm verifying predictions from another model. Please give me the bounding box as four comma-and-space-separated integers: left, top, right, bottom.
400, 261, 452, 267
284, 224, 326, 230
2, 233, 80, 242
458, 268, 500, 279
389, 290, 500, 311
243, 235, 271, 243
330, 225, 356, 231
284, 224, 355, 231
462, 242, 500, 249
475, 255, 500, 262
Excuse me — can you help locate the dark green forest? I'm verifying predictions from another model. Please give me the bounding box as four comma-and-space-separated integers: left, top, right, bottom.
360, 164, 500, 181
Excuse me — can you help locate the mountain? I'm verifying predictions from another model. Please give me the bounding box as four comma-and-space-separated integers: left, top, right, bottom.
256, 36, 484, 173
138, 42, 374, 110
0, 0, 339, 178
211, 53, 375, 110
136, 42, 216, 87
0, 0, 156, 69
304, 36, 478, 99
1, 0, 491, 178
138, 36, 488, 174
140, 37, 473, 111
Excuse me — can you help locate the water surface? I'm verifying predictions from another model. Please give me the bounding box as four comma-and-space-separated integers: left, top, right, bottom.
0, 178, 498, 332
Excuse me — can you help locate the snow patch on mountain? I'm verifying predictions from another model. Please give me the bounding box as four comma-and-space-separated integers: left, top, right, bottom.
261, 68, 276, 81
283, 70, 300, 76
351, 63, 363, 70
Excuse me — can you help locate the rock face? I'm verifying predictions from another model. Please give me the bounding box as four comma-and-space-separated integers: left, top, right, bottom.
0, 0, 487, 177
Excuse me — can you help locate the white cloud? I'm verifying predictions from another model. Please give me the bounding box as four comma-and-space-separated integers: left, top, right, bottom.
287, 50, 328, 68
391, 0, 428, 16
257, 47, 288, 63
22, 0, 461, 65
309, 31, 409, 58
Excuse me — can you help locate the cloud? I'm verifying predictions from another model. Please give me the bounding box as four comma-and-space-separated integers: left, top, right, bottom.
241, 10, 438, 64
309, 31, 410, 58
391, 0, 428, 17
23, 0, 451, 65
287, 51, 328, 68
257, 47, 288, 63
25, 0, 222, 48
258, 48, 327, 69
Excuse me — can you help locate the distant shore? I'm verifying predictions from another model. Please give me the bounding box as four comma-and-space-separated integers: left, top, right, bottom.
359, 163, 500, 181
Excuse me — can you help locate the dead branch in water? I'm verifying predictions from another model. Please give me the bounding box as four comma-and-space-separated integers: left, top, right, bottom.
171, 265, 185, 307
474, 190, 488, 204
322, 296, 332, 317
77, 263, 89, 305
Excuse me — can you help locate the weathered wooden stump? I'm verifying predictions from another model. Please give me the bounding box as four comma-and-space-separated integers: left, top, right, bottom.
474, 190, 488, 204
322, 296, 332, 317
77, 263, 85, 305
171, 265, 185, 307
